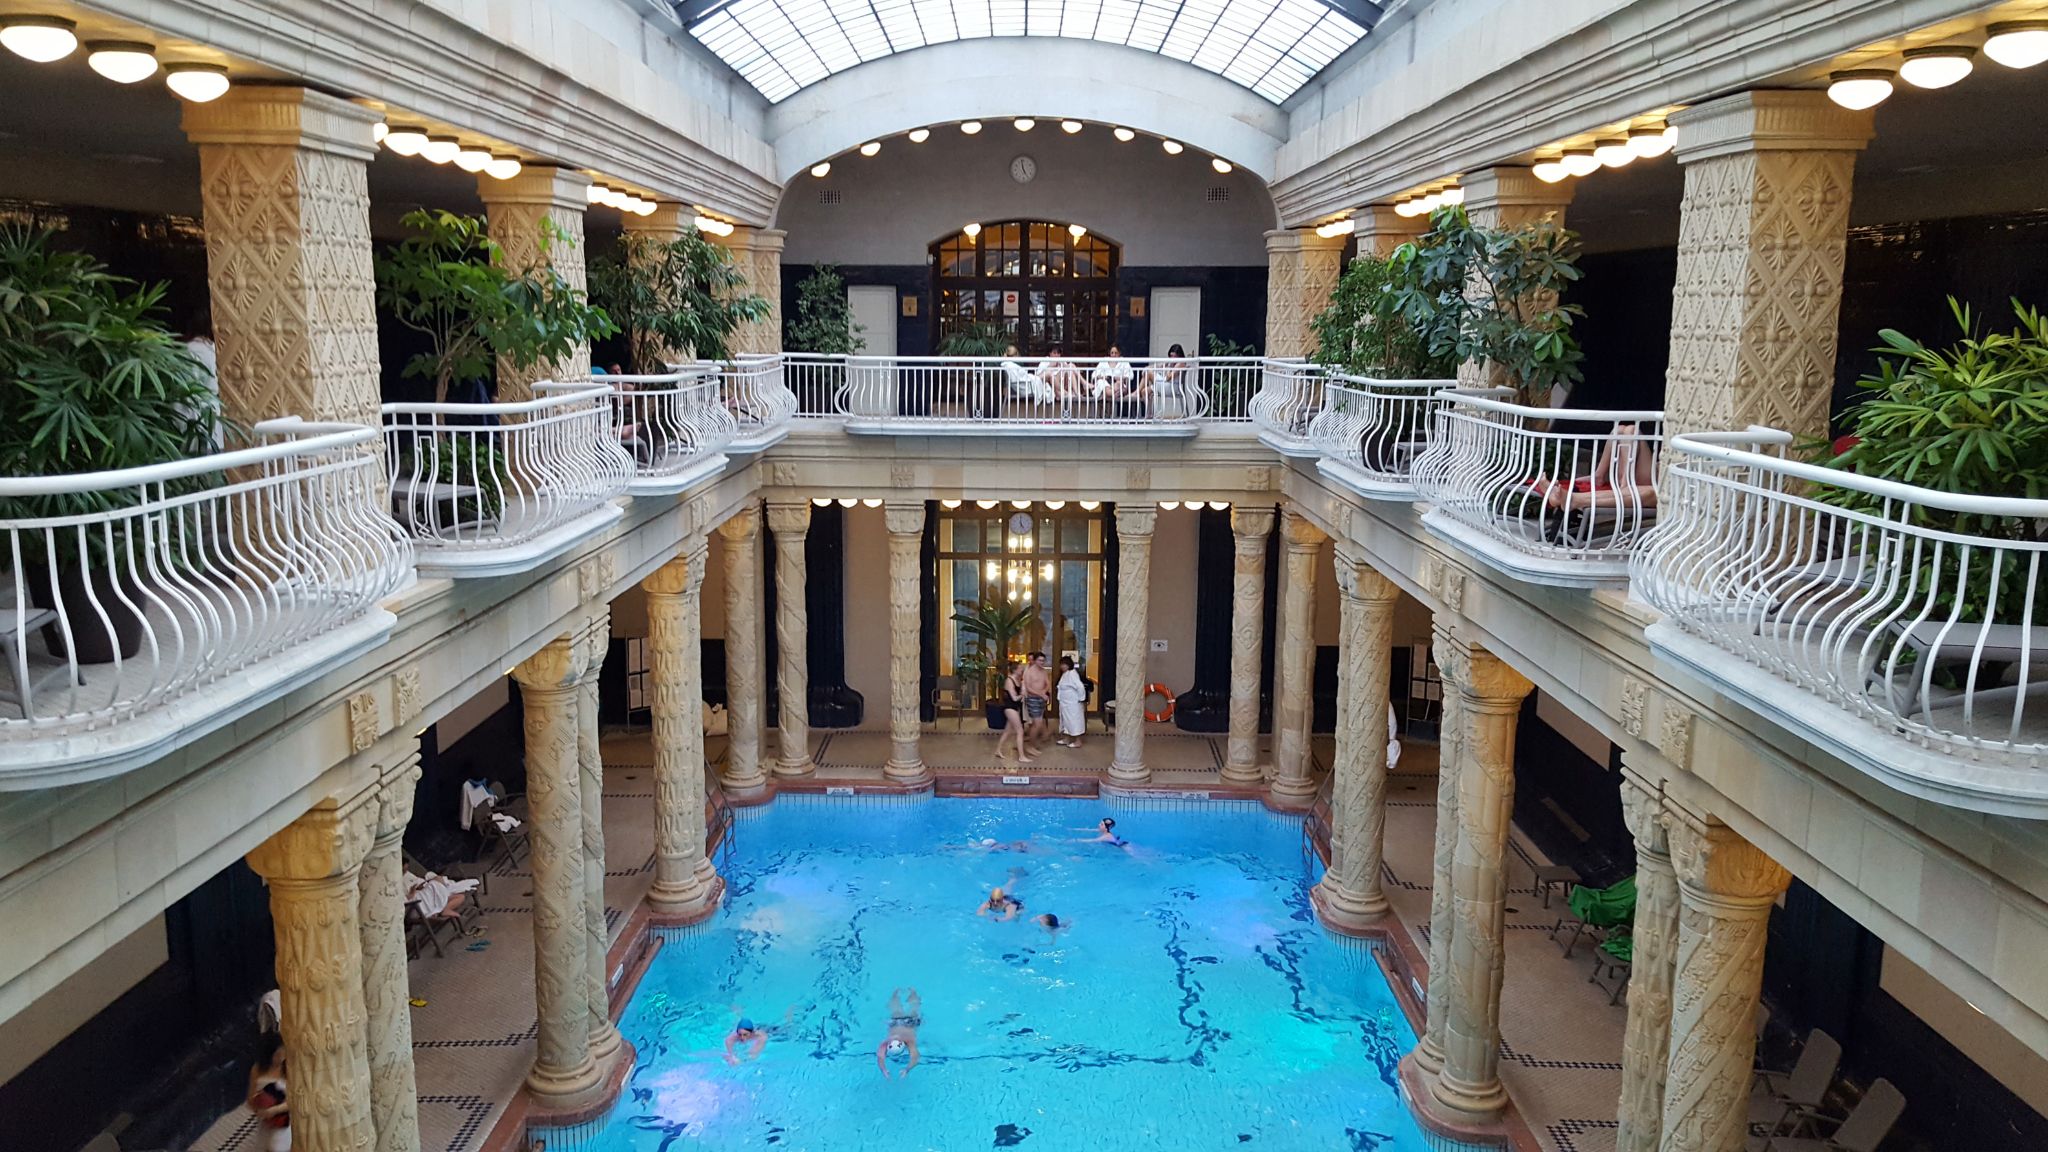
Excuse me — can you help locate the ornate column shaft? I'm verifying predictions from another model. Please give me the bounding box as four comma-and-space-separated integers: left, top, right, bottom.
1659, 816, 1792, 1152
718, 226, 787, 355
1263, 229, 1347, 359
1428, 629, 1535, 1125
1268, 509, 1327, 808
718, 507, 768, 793
576, 614, 624, 1065
885, 502, 929, 782
643, 545, 722, 921
246, 793, 378, 1152
477, 166, 592, 401
1312, 551, 1400, 932
1109, 506, 1157, 785
510, 634, 601, 1107
766, 502, 814, 775
1616, 771, 1682, 1152
1665, 91, 1873, 442
1351, 204, 1428, 259
1221, 507, 1276, 785
1413, 673, 1466, 1077
358, 754, 422, 1152
1454, 168, 1576, 392
181, 87, 381, 429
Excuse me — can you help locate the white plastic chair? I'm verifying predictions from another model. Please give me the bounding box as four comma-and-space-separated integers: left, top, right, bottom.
1752, 1078, 1905, 1152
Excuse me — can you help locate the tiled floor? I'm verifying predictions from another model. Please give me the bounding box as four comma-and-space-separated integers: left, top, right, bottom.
196, 729, 1623, 1152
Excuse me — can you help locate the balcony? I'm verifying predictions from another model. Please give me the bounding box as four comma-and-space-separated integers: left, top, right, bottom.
1246, 359, 1324, 455
814, 354, 1265, 436
1307, 375, 1467, 499
1636, 431, 2048, 816
603, 371, 737, 495
1412, 392, 1665, 588
718, 355, 800, 451
0, 419, 410, 789
382, 382, 632, 580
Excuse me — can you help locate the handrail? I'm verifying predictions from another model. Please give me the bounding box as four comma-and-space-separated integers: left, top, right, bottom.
1667, 431, 2048, 520
1308, 375, 1467, 494
0, 426, 379, 499
810, 352, 1250, 427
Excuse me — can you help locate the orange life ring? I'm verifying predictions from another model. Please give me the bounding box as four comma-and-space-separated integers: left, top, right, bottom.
1143, 683, 1176, 723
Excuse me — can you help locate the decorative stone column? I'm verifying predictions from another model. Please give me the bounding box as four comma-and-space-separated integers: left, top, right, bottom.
1221, 506, 1276, 786
719, 226, 787, 355
1263, 229, 1348, 359
1351, 204, 1428, 259
622, 202, 688, 368
575, 614, 624, 1066
1665, 91, 1874, 442
643, 545, 723, 922
1616, 771, 1681, 1152
1411, 669, 1466, 1079
358, 754, 423, 1152
718, 506, 768, 795
510, 633, 601, 1108
1427, 628, 1534, 1126
246, 792, 378, 1152
182, 87, 381, 429
1455, 168, 1575, 392
478, 166, 592, 401
1268, 509, 1327, 809
1658, 814, 1792, 1152
1311, 549, 1400, 933
1109, 506, 1157, 785
885, 502, 930, 783
766, 502, 814, 775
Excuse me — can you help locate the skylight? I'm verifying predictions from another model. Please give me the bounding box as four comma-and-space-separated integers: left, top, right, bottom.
687, 0, 1371, 104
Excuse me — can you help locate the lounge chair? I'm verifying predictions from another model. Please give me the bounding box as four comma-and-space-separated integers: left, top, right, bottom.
1751, 1078, 1905, 1152
1750, 1028, 1843, 1134
1550, 874, 1636, 959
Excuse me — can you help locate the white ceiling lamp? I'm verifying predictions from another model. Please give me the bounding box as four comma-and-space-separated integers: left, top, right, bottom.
695, 215, 735, 237
1392, 198, 1422, 217
372, 121, 389, 144
421, 135, 461, 164
454, 145, 493, 173
1826, 69, 1895, 110
1627, 125, 1674, 158
837, 498, 857, 508
1068, 223, 1088, 238
1314, 218, 1356, 238
1439, 186, 1465, 206
859, 140, 881, 156
1045, 500, 1067, 509
1594, 137, 1634, 168
810, 161, 831, 177
164, 63, 230, 103
0, 15, 78, 63
960, 120, 982, 135
1158, 501, 1180, 511
384, 125, 428, 156
976, 499, 998, 508
1560, 149, 1601, 177
1211, 157, 1233, 173
861, 498, 883, 507
1013, 117, 1035, 131
908, 127, 931, 143
631, 198, 657, 217
484, 155, 523, 180
1060, 120, 1083, 134
585, 183, 608, 204
1984, 21, 2048, 69
1161, 139, 1183, 154
1899, 46, 1975, 88
1112, 127, 1135, 142
812, 497, 832, 506
940, 499, 962, 508
1532, 156, 1570, 183
1079, 500, 1101, 510
963, 222, 981, 238
85, 41, 157, 84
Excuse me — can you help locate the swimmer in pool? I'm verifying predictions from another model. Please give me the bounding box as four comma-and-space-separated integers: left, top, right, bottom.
1078, 817, 1129, 848
977, 886, 1024, 921
724, 1017, 767, 1064
1032, 912, 1069, 937
876, 987, 922, 1078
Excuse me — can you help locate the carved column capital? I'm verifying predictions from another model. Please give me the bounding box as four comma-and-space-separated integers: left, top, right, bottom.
884, 500, 926, 537
511, 632, 594, 694
1619, 773, 1673, 859
1279, 507, 1328, 550
579, 611, 612, 681
181, 86, 380, 160
622, 201, 688, 240
765, 500, 813, 536
643, 540, 710, 597
1114, 505, 1157, 539
1229, 505, 1276, 548
1334, 548, 1400, 605
718, 503, 761, 541
248, 792, 377, 883
1433, 625, 1533, 710
1459, 165, 1577, 227
1670, 89, 1875, 164
1351, 204, 1428, 258
1668, 816, 1791, 906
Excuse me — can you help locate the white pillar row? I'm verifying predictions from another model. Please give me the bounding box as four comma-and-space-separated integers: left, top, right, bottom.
1220, 506, 1275, 787
643, 544, 723, 923
1311, 548, 1400, 933
576, 612, 625, 1068
766, 501, 815, 777
884, 501, 931, 784
358, 753, 423, 1152
1268, 509, 1327, 810
1615, 769, 1681, 1152
717, 506, 769, 796
1108, 505, 1157, 786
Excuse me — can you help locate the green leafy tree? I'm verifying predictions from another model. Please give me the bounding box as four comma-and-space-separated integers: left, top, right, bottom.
951, 599, 1037, 695
375, 209, 616, 402
1389, 206, 1585, 404
588, 230, 767, 371
1311, 251, 1456, 378
786, 264, 864, 355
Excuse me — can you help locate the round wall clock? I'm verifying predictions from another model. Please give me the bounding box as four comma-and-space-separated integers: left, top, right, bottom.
1010, 155, 1037, 184
1009, 510, 1035, 534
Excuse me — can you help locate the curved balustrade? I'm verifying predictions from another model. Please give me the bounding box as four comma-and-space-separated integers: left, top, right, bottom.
1412, 392, 1665, 587
1635, 430, 2048, 814
1247, 359, 1325, 455
0, 419, 410, 787
1308, 375, 1467, 498
806, 353, 1255, 434
601, 371, 738, 494
718, 355, 800, 450
382, 382, 632, 578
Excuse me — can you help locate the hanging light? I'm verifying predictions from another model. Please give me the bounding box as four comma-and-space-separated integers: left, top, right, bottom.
862, 498, 883, 507
960, 120, 983, 134
1211, 157, 1233, 174
837, 498, 857, 508
1208, 501, 1231, 510
1112, 127, 1135, 142
1079, 500, 1101, 510
860, 140, 882, 156
1417, 190, 1442, 212
810, 161, 831, 177
1013, 117, 1035, 131
1314, 218, 1355, 238
941, 499, 962, 508
1392, 198, 1420, 217
813, 497, 832, 507
631, 198, 657, 217
85, 41, 158, 84
1594, 137, 1634, 168
976, 499, 998, 508
1161, 139, 1183, 154
454, 145, 493, 173
909, 127, 931, 143
164, 63, 230, 103
1627, 125, 1674, 158
1899, 46, 1976, 89
1011, 500, 1031, 509
1068, 223, 1087, 238
1061, 120, 1083, 134
372, 121, 389, 144
484, 155, 523, 180
1532, 156, 1570, 183
0, 15, 78, 62
1826, 69, 1895, 111
695, 215, 736, 237
1158, 501, 1180, 511
1440, 186, 1465, 206
384, 125, 428, 156
1560, 149, 1601, 177
1984, 21, 2048, 69
963, 222, 982, 239
1045, 500, 1066, 509
421, 135, 461, 164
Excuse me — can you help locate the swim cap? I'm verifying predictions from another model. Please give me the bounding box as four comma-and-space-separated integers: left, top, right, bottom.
887, 1038, 908, 1054
991, 887, 1005, 899
980, 838, 996, 847
737, 1017, 755, 1032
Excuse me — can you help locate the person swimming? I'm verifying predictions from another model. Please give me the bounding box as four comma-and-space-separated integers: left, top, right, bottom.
876, 987, 922, 1079
977, 886, 1024, 921
724, 1017, 767, 1064
1032, 911, 1069, 937
1080, 817, 1128, 848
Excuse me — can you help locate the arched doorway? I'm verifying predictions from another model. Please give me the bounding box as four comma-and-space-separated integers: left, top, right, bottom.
930, 221, 1119, 354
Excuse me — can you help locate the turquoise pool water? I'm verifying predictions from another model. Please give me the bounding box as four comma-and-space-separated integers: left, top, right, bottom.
590, 797, 1427, 1151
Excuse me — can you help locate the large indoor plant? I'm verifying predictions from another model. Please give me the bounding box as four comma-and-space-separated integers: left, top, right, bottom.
786, 264, 864, 355
1311, 250, 1457, 379
0, 225, 224, 660
587, 229, 767, 372
952, 599, 1035, 724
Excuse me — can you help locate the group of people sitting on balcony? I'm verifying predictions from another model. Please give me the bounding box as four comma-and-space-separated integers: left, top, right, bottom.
998, 344, 1194, 418
1522, 421, 1660, 544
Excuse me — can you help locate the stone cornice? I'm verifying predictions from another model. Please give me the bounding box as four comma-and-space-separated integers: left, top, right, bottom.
181, 86, 381, 160
1670, 90, 1876, 163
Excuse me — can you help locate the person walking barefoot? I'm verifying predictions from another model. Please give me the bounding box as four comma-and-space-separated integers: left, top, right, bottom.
995, 659, 1034, 764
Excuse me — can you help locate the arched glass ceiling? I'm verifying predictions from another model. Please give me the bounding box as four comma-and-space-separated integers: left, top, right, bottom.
685, 0, 1376, 104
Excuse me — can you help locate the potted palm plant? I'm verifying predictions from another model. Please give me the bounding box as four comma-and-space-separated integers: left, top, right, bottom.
0, 226, 223, 661
952, 599, 1035, 728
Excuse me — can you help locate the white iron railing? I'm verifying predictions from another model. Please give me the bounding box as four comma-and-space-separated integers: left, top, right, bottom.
1247, 359, 1325, 454
0, 419, 409, 749
600, 371, 737, 491
1412, 392, 1665, 584
1308, 375, 1467, 497
716, 355, 799, 448
1636, 430, 2048, 775
805, 353, 1262, 430
381, 382, 631, 576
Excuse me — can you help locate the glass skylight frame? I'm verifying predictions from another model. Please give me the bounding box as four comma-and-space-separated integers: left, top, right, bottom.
687, 0, 1369, 104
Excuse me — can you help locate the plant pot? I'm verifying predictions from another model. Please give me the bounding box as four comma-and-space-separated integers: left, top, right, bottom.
984, 701, 1008, 731
30, 558, 146, 664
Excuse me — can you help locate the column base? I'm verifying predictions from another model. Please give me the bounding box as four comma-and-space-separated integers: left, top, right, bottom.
1412, 1034, 1447, 1078
1310, 876, 1390, 934
773, 757, 814, 778
588, 1018, 625, 1071
1398, 1052, 1510, 1148
525, 1053, 605, 1113
1219, 761, 1264, 786
720, 764, 771, 796
1266, 776, 1317, 811
647, 868, 725, 927
883, 757, 932, 786
1107, 759, 1149, 785
1427, 1066, 1510, 1128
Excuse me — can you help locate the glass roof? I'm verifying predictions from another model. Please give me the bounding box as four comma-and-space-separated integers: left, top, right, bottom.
687, 0, 1371, 104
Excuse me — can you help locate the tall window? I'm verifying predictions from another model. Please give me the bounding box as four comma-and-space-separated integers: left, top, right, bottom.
932, 221, 1118, 354
937, 502, 1106, 712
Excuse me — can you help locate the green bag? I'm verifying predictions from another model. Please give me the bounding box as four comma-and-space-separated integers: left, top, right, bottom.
1599, 933, 1634, 964
1566, 874, 1637, 928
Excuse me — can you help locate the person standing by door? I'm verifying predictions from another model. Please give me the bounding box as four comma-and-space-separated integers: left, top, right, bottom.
1021, 652, 1052, 755
1055, 656, 1088, 749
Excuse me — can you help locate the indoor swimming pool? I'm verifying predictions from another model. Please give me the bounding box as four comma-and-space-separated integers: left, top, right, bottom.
583, 797, 1429, 1151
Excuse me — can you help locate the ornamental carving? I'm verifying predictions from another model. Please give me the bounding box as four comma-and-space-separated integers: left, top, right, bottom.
347, 690, 380, 753
1620, 676, 1649, 738
891, 461, 916, 488
578, 551, 617, 603
1125, 466, 1152, 492
484, 194, 590, 402
768, 461, 799, 489
1657, 700, 1696, 770
393, 665, 422, 729
1264, 231, 1344, 359
765, 501, 813, 536
1245, 466, 1274, 492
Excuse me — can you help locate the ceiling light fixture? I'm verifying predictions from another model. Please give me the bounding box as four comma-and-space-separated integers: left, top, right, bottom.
1440, 186, 1465, 206
384, 125, 428, 156
1594, 137, 1634, 168
1826, 69, 1895, 110
1560, 149, 1601, 177
454, 145, 493, 173
421, 135, 461, 164
1045, 500, 1067, 509
976, 499, 998, 508
941, 499, 962, 508
1013, 117, 1035, 131
1393, 198, 1422, 217
1984, 21, 2048, 69
1112, 127, 1135, 142
838, 498, 857, 508
1532, 156, 1569, 183
963, 222, 981, 238
586, 183, 608, 204
1627, 125, 1674, 158
1068, 223, 1087, 238
810, 161, 831, 177
1079, 500, 1101, 510
1161, 139, 1183, 154
695, 215, 735, 236
1211, 157, 1233, 173
85, 41, 158, 84
1418, 190, 1442, 212
484, 155, 522, 180
908, 127, 930, 143
1158, 501, 1180, 511
0, 15, 78, 62
1899, 46, 1975, 88
1061, 120, 1083, 134
1315, 218, 1356, 238
859, 140, 881, 156
633, 199, 656, 217
813, 497, 832, 507
164, 63, 229, 103
960, 120, 982, 134
372, 121, 389, 144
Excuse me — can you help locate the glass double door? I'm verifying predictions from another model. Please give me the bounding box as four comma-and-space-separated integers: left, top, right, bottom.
937, 503, 1105, 712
